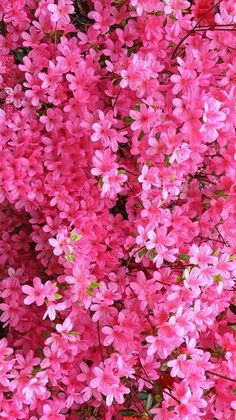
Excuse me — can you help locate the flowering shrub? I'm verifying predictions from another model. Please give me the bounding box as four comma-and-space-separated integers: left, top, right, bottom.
1, 0, 236, 418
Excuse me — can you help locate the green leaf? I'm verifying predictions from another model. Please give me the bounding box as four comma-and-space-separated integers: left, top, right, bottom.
41, 332, 50, 338
119, 409, 139, 416
54, 293, 62, 300
87, 281, 100, 296
123, 116, 133, 124
113, 77, 122, 86
214, 189, 228, 198
137, 392, 149, 400
164, 155, 171, 167
98, 178, 104, 188
213, 249, 220, 257
231, 325, 236, 331
160, 362, 169, 371
66, 253, 75, 262
149, 249, 157, 260
146, 393, 153, 410
232, 388, 236, 395
138, 130, 145, 141
69, 331, 79, 336
118, 169, 126, 174
138, 247, 148, 258
71, 233, 82, 242
32, 366, 42, 375
213, 274, 222, 283
178, 253, 189, 261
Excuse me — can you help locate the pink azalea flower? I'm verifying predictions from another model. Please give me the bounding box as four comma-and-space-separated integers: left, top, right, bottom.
130, 104, 156, 133
22, 277, 51, 306
48, 0, 74, 25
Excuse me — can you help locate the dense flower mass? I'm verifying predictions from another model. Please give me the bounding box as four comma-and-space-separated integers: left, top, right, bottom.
1, 0, 236, 418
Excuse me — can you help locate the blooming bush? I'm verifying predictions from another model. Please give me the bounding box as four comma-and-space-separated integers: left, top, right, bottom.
1, 0, 236, 418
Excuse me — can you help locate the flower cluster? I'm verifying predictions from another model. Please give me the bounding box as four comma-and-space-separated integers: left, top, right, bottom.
1, 0, 236, 418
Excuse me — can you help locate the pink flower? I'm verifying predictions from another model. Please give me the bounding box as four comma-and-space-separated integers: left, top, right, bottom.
130, 104, 156, 133
38, 61, 62, 89
200, 97, 226, 142
169, 306, 195, 337
48, 0, 74, 25
56, 317, 77, 341
170, 143, 191, 164
138, 164, 161, 191
189, 244, 217, 267
22, 371, 49, 403
88, 4, 115, 33
167, 354, 187, 378
22, 277, 52, 306
164, 0, 190, 16
90, 364, 129, 406
91, 149, 117, 177
49, 229, 73, 256
39, 403, 65, 420
101, 168, 127, 198
40, 108, 63, 132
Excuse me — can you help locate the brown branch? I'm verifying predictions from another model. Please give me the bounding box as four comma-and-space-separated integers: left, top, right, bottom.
171, 0, 223, 58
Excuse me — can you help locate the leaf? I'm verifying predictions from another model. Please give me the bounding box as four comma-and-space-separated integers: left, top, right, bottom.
214, 189, 224, 196
71, 233, 82, 242
32, 366, 42, 375
214, 189, 228, 198
160, 362, 169, 371
54, 293, 62, 300
137, 392, 149, 400
149, 249, 157, 260
213, 274, 222, 283
230, 304, 236, 315
230, 324, 236, 331
232, 388, 236, 395
113, 77, 122, 86
163, 17, 167, 26
66, 253, 75, 262
138, 130, 145, 141
98, 178, 104, 188
146, 393, 153, 410
87, 281, 100, 296
164, 155, 171, 167
138, 248, 148, 258
119, 409, 139, 416
123, 116, 133, 124
69, 331, 79, 336
178, 253, 189, 261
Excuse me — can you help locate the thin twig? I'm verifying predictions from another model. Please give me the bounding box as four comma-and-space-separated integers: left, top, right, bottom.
172, 0, 223, 58
206, 370, 236, 383
97, 321, 104, 366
